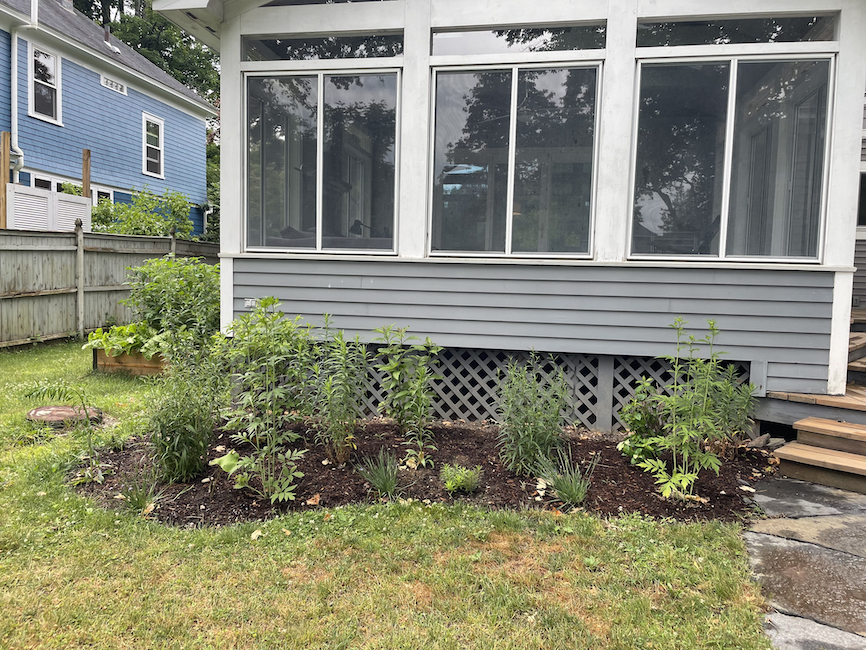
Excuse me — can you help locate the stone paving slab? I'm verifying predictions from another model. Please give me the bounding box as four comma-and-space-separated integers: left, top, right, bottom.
750, 514, 866, 559
753, 478, 866, 518
744, 532, 866, 637
764, 613, 866, 650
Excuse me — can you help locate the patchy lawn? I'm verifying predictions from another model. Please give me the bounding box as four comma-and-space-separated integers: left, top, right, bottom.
0, 342, 771, 649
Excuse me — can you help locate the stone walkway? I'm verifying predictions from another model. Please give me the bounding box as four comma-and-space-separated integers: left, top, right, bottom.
747, 478, 866, 649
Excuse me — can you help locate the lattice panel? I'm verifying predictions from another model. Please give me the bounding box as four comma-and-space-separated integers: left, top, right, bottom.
611, 357, 751, 430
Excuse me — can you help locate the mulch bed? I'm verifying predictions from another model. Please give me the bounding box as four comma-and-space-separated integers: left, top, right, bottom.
78, 419, 776, 527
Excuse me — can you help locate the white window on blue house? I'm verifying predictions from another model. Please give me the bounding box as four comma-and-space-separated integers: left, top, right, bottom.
30, 45, 61, 124
143, 114, 165, 178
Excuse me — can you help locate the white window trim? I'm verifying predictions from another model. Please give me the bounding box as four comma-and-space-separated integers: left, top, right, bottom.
625, 51, 837, 264
28, 42, 63, 126
142, 113, 165, 179
28, 171, 115, 203
242, 67, 402, 255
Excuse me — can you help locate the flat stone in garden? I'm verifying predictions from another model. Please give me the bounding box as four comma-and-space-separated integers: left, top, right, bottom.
750, 514, 866, 559
27, 405, 103, 429
744, 532, 866, 637
764, 613, 866, 650
753, 478, 866, 518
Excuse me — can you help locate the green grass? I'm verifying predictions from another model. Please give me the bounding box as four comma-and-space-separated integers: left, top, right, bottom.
0, 342, 771, 649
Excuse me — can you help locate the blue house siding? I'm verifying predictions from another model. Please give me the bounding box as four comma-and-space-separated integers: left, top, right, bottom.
15, 38, 207, 232
0, 29, 10, 134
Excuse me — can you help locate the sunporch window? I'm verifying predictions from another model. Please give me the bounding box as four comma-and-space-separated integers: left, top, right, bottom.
430, 66, 598, 255
632, 58, 831, 259
247, 73, 398, 251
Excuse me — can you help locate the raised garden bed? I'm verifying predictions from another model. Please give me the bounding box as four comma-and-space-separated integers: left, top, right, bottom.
92, 349, 165, 376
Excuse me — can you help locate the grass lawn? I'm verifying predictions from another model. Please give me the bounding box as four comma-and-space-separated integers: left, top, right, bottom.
0, 342, 771, 649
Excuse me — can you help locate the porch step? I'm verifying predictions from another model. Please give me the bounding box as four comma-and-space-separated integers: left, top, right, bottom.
847, 358, 866, 386
774, 442, 866, 494
849, 332, 866, 362
794, 417, 866, 456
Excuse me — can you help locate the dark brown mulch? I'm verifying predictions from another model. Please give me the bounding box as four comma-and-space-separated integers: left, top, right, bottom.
78, 420, 776, 527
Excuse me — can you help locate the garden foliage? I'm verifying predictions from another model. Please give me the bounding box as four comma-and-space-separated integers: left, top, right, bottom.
497, 353, 568, 476
92, 187, 194, 238
618, 319, 756, 498
535, 447, 598, 510
440, 464, 483, 494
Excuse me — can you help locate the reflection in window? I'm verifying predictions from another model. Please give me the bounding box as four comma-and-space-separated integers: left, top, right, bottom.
432, 25, 605, 56
432, 67, 597, 254
637, 16, 835, 47
247, 74, 397, 251
728, 61, 829, 257
859, 174, 866, 228
243, 34, 403, 61
263, 0, 394, 6
632, 64, 729, 256
33, 48, 58, 120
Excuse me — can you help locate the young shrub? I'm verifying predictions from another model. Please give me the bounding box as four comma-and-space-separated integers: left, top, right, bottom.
535, 448, 598, 511
440, 464, 483, 495
497, 353, 568, 476
357, 448, 400, 499
617, 318, 756, 499
210, 298, 312, 503
149, 338, 227, 482
315, 325, 368, 465
92, 187, 194, 238
123, 255, 220, 341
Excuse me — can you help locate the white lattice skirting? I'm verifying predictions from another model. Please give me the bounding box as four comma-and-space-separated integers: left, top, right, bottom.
362, 348, 750, 432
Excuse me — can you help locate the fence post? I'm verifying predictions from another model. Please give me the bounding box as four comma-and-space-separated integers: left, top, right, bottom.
170, 226, 177, 256
82, 149, 91, 201
75, 218, 85, 339
0, 131, 9, 229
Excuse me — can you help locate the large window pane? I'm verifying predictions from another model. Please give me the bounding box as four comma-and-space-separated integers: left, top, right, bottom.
247, 76, 318, 248
513, 68, 596, 253
322, 74, 397, 250
432, 71, 511, 252
632, 63, 729, 256
727, 60, 829, 257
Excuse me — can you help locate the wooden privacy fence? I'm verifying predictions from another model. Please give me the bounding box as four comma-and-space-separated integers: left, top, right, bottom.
0, 225, 218, 348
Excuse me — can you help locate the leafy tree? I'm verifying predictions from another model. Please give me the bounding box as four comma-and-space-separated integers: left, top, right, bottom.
92, 187, 194, 238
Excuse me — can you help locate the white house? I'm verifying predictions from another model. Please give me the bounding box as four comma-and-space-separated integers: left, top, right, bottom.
158, 0, 866, 430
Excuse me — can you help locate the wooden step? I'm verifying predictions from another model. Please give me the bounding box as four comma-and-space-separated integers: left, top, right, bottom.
794, 417, 866, 455
850, 332, 866, 362
774, 442, 866, 494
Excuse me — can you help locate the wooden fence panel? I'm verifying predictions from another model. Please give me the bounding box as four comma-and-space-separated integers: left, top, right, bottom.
0, 228, 218, 347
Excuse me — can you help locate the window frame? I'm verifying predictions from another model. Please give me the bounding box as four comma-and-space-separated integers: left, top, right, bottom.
427, 60, 603, 259
243, 67, 403, 254
29, 172, 115, 203
142, 113, 165, 179
28, 42, 62, 126
627, 50, 836, 263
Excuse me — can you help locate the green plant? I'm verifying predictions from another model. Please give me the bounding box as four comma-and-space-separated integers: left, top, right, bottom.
123, 255, 220, 340
82, 322, 159, 358
117, 461, 165, 517
149, 340, 228, 482
210, 298, 312, 503
497, 353, 568, 477
356, 448, 400, 499
23, 380, 107, 484
535, 448, 598, 510
440, 463, 483, 494
92, 187, 194, 238
314, 324, 368, 465
618, 319, 756, 499
372, 325, 442, 437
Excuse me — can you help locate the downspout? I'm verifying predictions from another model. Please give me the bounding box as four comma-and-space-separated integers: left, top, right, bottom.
10, 28, 25, 181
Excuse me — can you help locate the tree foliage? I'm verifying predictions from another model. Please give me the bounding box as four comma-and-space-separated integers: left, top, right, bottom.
92, 187, 193, 237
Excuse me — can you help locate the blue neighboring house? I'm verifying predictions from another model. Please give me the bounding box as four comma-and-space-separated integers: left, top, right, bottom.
0, 0, 215, 234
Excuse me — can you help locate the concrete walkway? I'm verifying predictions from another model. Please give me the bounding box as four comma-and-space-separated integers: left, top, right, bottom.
746, 478, 866, 649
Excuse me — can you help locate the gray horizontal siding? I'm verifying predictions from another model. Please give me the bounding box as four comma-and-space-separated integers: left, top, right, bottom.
234, 258, 835, 393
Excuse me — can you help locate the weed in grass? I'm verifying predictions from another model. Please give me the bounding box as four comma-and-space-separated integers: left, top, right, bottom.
357, 448, 400, 499
497, 353, 567, 476
440, 463, 483, 494
536, 448, 598, 510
